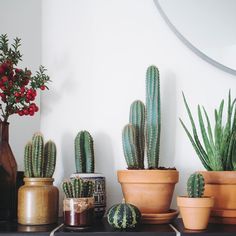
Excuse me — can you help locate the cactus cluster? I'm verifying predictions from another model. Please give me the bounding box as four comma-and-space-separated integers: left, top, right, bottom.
62, 178, 94, 198
122, 65, 161, 169
75, 130, 95, 173
187, 173, 205, 198
24, 132, 56, 178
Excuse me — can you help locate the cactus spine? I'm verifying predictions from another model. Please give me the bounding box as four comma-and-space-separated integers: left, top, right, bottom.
75, 131, 95, 173
187, 173, 205, 198
122, 124, 139, 169
24, 133, 57, 178
62, 178, 94, 198
129, 100, 145, 169
146, 65, 161, 169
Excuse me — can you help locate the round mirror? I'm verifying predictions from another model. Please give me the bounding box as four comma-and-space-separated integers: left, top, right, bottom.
154, 0, 236, 75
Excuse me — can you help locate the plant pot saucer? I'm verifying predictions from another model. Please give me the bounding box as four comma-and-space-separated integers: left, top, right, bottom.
209, 216, 236, 225
142, 209, 179, 224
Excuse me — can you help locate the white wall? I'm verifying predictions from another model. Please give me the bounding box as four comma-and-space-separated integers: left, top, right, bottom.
0, 0, 41, 171
41, 0, 236, 214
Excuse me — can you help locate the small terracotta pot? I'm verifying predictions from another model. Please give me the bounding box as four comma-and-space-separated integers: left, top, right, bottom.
70, 173, 106, 219
200, 171, 236, 220
177, 196, 214, 230
63, 197, 94, 227
117, 170, 179, 214
18, 178, 59, 225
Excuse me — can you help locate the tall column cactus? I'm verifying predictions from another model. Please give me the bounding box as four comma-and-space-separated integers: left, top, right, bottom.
146, 65, 161, 169
129, 100, 145, 169
122, 124, 139, 169
75, 131, 95, 173
187, 173, 205, 198
24, 133, 57, 178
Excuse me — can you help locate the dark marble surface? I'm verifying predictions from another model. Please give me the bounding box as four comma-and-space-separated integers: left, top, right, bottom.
173, 218, 236, 236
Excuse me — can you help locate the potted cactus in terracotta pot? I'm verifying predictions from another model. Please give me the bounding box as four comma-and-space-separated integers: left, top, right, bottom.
62, 178, 95, 227
18, 132, 58, 225
180, 91, 236, 224
177, 173, 214, 230
117, 65, 179, 224
70, 131, 106, 218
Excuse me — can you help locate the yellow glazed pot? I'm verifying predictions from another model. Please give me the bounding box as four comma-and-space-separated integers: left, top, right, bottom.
18, 178, 59, 225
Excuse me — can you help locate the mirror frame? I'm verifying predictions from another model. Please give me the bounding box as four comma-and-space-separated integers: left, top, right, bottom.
154, 0, 236, 75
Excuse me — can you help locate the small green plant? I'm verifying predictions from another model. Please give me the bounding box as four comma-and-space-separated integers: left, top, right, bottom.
24, 132, 56, 177
187, 173, 205, 198
62, 178, 94, 198
122, 65, 161, 169
74, 130, 95, 173
180, 91, 236, 171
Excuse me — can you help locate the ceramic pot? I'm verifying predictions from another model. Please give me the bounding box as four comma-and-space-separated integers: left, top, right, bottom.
0, 122, 17, 220
200, 171, 236, 223
70, 173, 106, 218
18, 178, 59, 225
63, 197, 94, 227
177, 196, 214, 230
117, 170, 179, 214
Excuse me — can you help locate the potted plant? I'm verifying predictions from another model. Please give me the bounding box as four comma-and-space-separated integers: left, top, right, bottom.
62, 178, 95, 227
70, 130, 106, 218
117, 65, 179, 223
177, 172, 214, 230
180, 91, 236, 224
18, 132, 58, 225
0, 34, 50, 220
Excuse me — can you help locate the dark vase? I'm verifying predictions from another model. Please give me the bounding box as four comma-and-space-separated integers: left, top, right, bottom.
0, 122, 17, 220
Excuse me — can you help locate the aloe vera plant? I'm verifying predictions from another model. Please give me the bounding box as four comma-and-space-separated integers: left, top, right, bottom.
122, 65, 161, 169
180, 91, 236, 171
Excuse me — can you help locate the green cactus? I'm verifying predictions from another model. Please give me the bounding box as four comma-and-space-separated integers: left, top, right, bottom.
44, 141, 57, 177
187, 173, 205, 198
146, 65, 161, 169
24, 133, 57, 178
75, 131, 95, 173
129, 100, 145, 169
122, 124, 139, 169
24, 142, 33, 177
62, 178, 94, 198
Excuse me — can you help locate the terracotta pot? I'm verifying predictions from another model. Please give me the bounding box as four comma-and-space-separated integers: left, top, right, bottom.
200, 171, 236, 220
70, 173, 106, 219
177, 196, 214, 230
0, 122, 17, 220
63, 197, 94, 227
117, 170, 179, 213
18, 178, 59, 225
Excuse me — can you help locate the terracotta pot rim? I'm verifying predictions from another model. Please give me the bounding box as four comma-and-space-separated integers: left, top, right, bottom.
23, 177, 54, 182
71, 173, 105, 178
117, 169, 179, 184
177, 196, 214, 208
200, 171, 236, 184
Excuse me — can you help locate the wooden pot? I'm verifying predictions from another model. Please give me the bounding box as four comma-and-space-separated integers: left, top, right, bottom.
63, 197, 94, 227
117, 170, 179, 214
18, 178, 59, 225
177, 196, 214, 230
200, 171, 236, 223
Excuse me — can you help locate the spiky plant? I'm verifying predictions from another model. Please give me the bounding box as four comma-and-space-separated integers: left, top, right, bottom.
187, 173, 205, 198
74, 130, 95, 173
24, 132, 57, 177
122, 65, 161, 169
180, 91, 236, 171
62, 178, 94, 198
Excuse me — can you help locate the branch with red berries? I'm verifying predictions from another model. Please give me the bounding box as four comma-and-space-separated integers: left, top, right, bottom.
0, 34, 51, 122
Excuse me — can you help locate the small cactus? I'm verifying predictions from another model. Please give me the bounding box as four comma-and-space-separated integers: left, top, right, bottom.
129, 100, 145, 169
187, 173, 205, 198
75, 131, 95, 173
146, 65, 161, 169
62, 178, 94, 198
24, 133, 57, 178
122, 124, 139, 169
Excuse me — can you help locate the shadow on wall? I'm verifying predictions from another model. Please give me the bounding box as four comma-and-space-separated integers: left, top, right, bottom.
94, 132, 122, 208
159, 70, 177, 168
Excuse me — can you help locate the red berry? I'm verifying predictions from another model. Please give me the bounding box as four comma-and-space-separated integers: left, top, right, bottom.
14, 92, 20, 97
34, 106, 39, 112
18, 110, 24, 116
40, 85, 46, 90
29, 111, 34, 116
1, 86, 6, 91
20, 87, 25, 93
2, 76, 8, 83
0, 66, 4, 74
25, 98, 30, 103
24, 109, 29, 115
